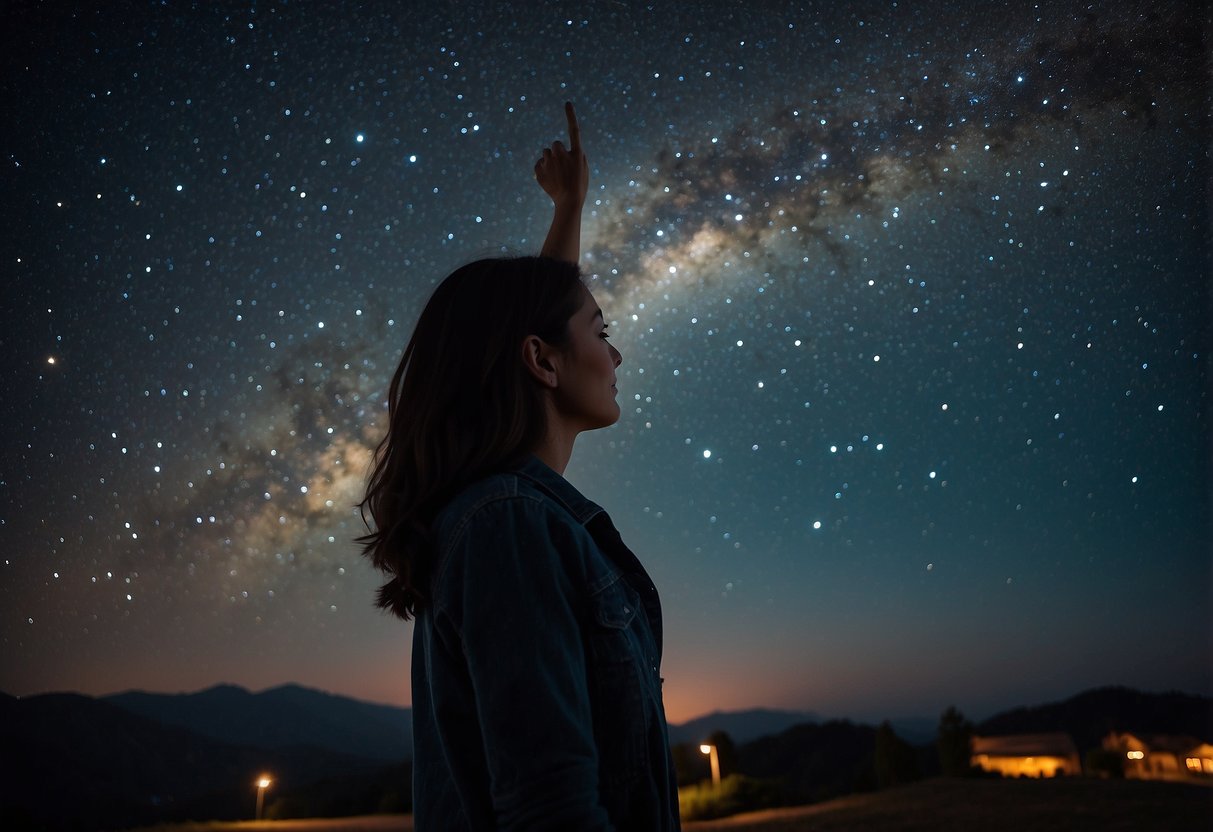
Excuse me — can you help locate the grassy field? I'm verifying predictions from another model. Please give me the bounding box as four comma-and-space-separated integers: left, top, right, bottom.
683, 777, 1212, 831
134, 776, 1211, 832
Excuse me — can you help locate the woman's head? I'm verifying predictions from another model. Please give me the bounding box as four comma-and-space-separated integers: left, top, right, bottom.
358, 256, 594, 619
395, 256, 587, 463
521, 280, 623, 439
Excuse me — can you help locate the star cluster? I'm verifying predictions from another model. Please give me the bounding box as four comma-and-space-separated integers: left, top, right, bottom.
1, 1, 1208, 720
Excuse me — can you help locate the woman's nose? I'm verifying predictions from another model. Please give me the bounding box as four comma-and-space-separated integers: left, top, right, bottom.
611, 344, 622, 367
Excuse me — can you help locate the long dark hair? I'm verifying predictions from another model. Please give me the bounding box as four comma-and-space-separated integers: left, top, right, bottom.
357, 256, 585, 619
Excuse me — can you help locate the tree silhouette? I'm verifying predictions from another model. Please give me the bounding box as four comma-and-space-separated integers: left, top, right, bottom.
874, 721, 920, 788
937, 705, 975, 777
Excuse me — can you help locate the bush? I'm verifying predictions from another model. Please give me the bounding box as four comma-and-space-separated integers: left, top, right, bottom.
678, 773, 783, 821
1085, 747, 1125, 779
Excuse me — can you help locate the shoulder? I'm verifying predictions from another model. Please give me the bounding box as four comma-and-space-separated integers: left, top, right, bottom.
432, 470, 530, 535
431, 471, 586, 564
428, 474, 600, 615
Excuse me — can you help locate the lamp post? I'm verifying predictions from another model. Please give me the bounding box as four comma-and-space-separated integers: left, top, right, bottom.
255, 775, 272, 821
699, 744, 721, 787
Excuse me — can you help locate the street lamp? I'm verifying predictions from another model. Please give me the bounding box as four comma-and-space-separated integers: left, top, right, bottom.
699, 744, 721, 787
255, 775, 272, 820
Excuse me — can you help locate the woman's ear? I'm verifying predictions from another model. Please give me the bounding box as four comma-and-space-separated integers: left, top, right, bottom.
521, 334, 559, 388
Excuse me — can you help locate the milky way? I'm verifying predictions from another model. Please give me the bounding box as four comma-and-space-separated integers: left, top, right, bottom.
2, 1, 1208, 721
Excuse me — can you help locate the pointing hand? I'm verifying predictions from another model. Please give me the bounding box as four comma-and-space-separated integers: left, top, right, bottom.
535, 101, 589, 210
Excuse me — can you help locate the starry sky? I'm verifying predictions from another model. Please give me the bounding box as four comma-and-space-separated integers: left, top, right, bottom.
2, 1, 1209, 725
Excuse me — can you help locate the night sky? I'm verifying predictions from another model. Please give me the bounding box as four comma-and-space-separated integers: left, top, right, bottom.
2, 1, 1209, 724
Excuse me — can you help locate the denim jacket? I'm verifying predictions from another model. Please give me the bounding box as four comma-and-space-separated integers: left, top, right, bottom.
411, 454, 681, 831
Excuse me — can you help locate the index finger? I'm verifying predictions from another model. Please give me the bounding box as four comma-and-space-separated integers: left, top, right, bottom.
564, 101, 581, 150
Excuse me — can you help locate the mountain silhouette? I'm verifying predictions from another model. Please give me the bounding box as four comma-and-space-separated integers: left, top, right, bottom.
667, 707, 820, 745
105, 682, 411, 762
0, 690, 389, 831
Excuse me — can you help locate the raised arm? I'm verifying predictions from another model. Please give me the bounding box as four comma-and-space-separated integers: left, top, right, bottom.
536, 102, 589, 263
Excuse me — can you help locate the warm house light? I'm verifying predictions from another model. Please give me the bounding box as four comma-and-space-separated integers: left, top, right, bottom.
1106, 731, 1213, 779
970, 734, 1080, 778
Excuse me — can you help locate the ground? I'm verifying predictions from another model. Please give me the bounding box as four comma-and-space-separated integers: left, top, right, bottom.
135, 776, 1211, 832
682, 777, 1211, 831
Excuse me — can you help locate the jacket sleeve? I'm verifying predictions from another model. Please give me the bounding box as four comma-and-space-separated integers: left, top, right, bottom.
435, 495, 614, 832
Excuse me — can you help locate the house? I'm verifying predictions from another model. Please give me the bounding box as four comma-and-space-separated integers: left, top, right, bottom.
1103, 732, 1213, 780
970, 733, 1082, 778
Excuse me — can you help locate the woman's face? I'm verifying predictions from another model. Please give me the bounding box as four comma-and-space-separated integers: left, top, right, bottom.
551, 284, 623, 433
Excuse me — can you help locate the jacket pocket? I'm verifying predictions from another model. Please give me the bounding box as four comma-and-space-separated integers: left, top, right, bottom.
594, 578, 638, 627
589, 575, 644, 663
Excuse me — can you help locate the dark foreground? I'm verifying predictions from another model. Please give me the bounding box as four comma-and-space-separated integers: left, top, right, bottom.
135, 777, 1211, 832
684, 777, 1212, 832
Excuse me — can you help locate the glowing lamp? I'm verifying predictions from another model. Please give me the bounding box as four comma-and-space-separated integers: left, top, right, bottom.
700, 743, 721, 786
255, 774, 273, 820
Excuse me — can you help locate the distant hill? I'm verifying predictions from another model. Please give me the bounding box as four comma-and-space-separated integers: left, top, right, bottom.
738, 719, 880, 802
976, 687, 1213, 753
668, 708, 820, 745
668, 710, 937, 748
667, 688, 1213, 753
0, 691, 396, 831
105, 682, 411, 762
885, 716, 937, 746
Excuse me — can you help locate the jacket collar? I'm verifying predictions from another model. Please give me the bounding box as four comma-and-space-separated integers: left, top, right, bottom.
512, 455, 663, 657
510, 454, 605, 526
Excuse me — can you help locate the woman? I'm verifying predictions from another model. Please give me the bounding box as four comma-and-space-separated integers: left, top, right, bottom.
359, 103, 681, 831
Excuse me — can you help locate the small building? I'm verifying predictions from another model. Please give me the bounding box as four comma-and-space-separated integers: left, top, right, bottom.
970, 733, 1082, 778
1103, 732, 1213, 780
